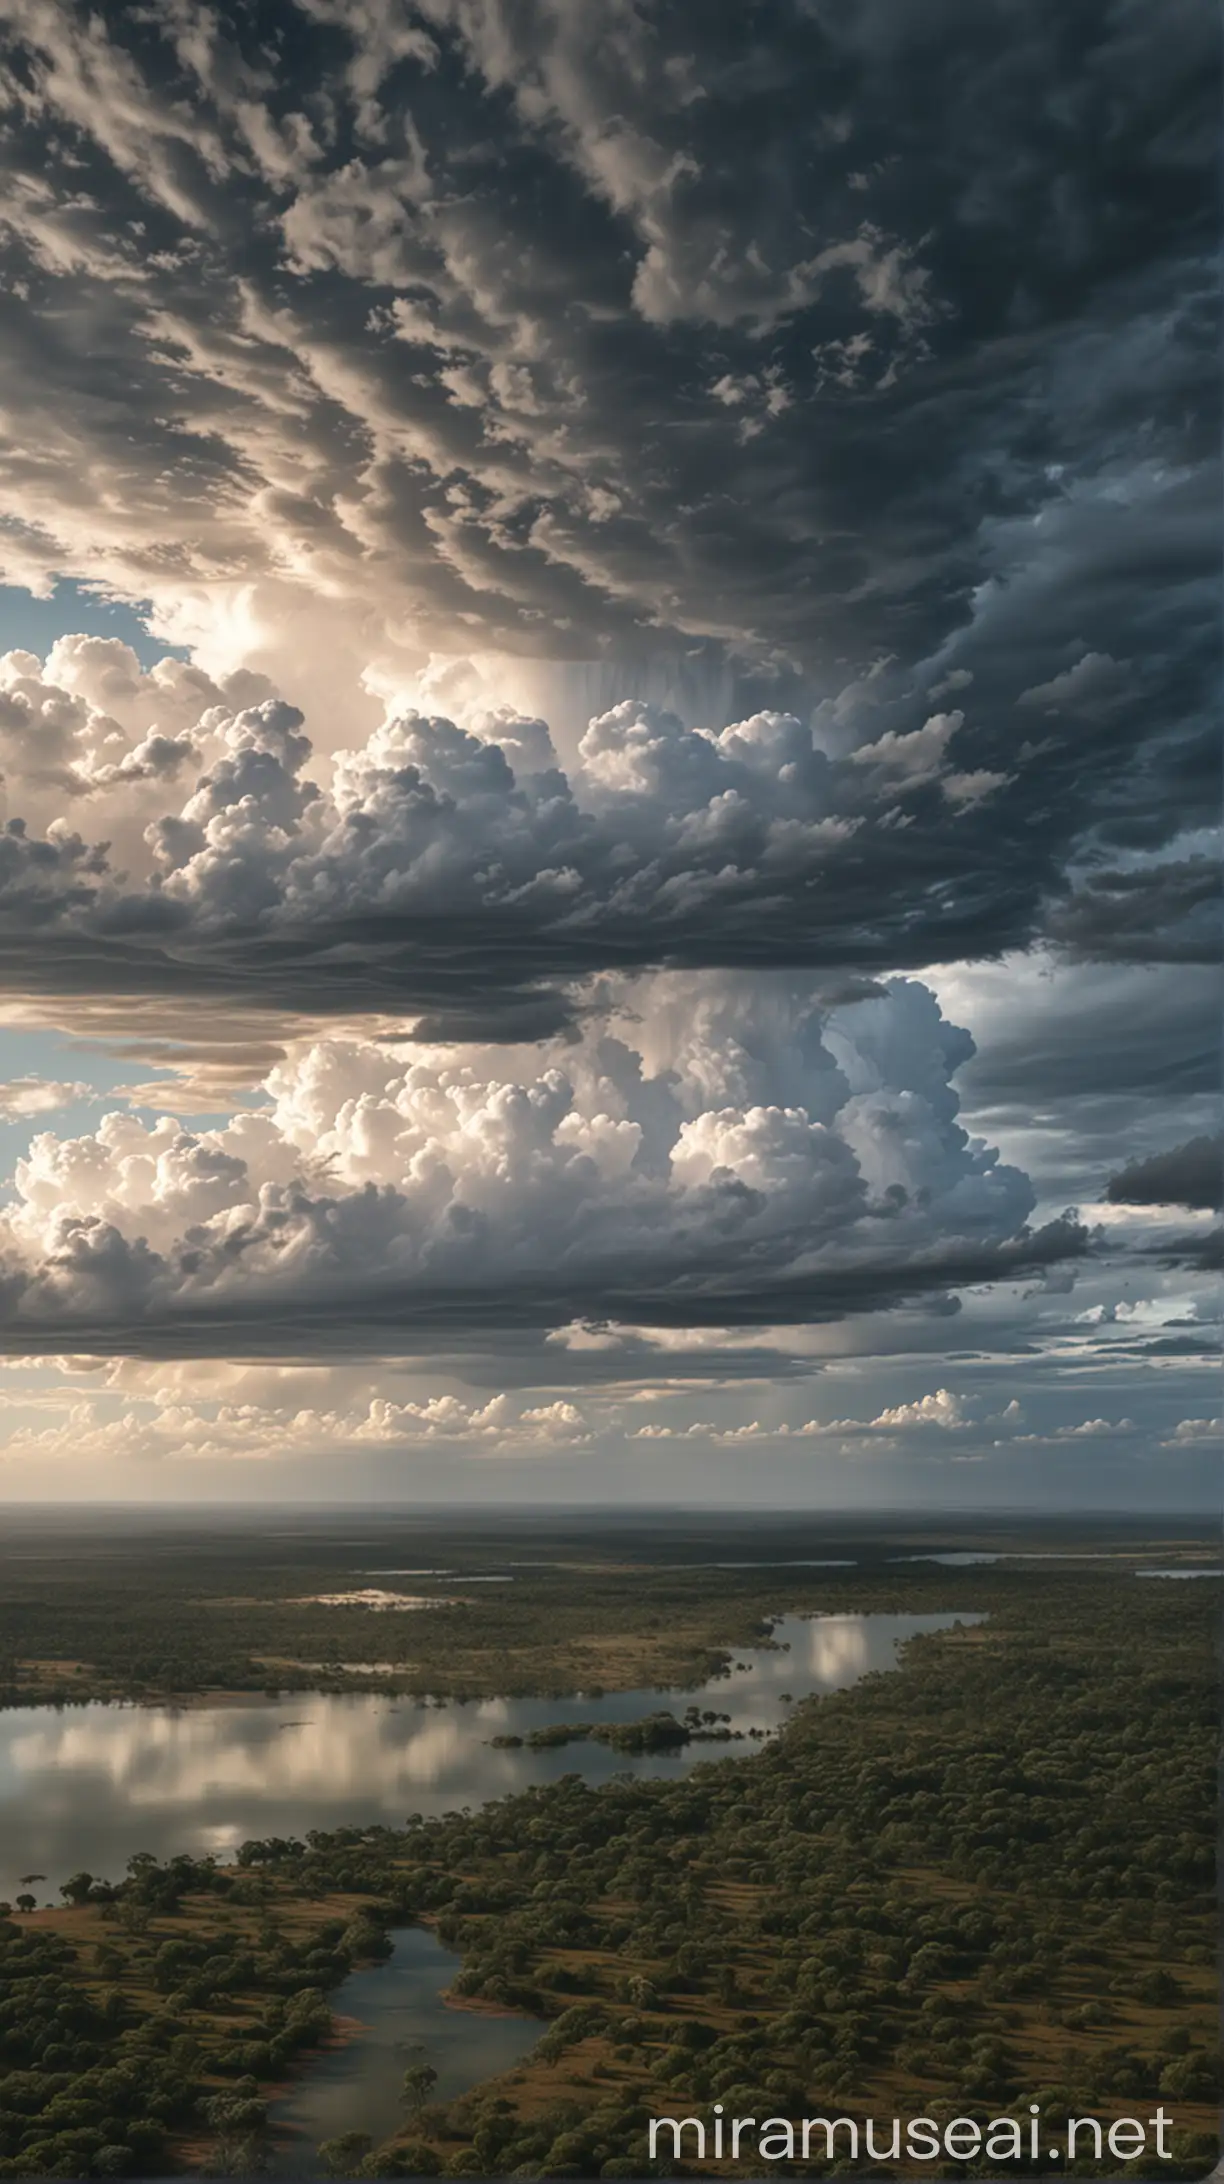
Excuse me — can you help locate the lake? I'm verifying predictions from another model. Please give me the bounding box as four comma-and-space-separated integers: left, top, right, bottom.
0, 1609, 980, 2170
267, 1927, 540, 2173
0, 1611, 976, 1896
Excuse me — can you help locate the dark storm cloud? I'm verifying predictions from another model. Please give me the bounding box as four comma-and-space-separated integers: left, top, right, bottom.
1048, 859, 1221, 966
949, 965, 1220, 1108
454, 1337, 830, 1392
1138, 1227, 1224, 1274
0, 656, 1212, 1036
929, 955, 1220, 1215
0, 0, 1215, 1023
0, 1214, 1087, 1359
1107, 1134, 1223, 1212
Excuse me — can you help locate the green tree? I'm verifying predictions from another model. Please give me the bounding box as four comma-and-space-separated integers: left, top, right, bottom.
401, 2063, 440, 2119
317, 2130, 374, 2175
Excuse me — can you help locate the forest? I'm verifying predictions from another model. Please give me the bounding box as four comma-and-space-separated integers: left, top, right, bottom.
0, 1510, 1212, 1706
0, 1556, 1217, 2180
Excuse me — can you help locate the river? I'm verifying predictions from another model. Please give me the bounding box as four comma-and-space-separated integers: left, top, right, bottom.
0, 1610, 977, 1896
267, 1927, 541, 2172
0, 1608, 980, 2170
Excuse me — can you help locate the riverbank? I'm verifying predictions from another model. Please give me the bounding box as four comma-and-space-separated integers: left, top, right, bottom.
0, 1564, 1217, 2179
0, 1611, 981, 1892
1, 1514, 1214, 1713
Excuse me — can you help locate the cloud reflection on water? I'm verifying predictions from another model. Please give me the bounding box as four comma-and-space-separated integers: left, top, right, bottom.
0, 1612, 975, 1890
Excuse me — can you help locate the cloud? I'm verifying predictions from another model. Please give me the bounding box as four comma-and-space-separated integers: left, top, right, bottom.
0, 1386, 592, 1467
627, 1387, 1002, 1443
921, 953, 1221, 1233
1001, 1416, 1138, 1446
849, 711, 961, 786
1161, 1416, 1221, 1448
1139, 1225, 1223, 1274
869, 1387, 968, 1430
1106, 1134, 1223, 1213
0, 970, 1090, 1353
0, 635, 1211, 1048
1046, 855, 1220, 966
1017, 651, 1132, 718
0, 1076, 92, 1118
934, 956, 1219, 1109
0, 0, 1211, 1009
0, 0, 1212, 1457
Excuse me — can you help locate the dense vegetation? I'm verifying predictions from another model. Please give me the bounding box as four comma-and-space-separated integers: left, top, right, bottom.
0, 1511, 1212, 1705
490, 1707, 733, 1753
0, 1861, 387, 2179
0, 1556, 1216, 2178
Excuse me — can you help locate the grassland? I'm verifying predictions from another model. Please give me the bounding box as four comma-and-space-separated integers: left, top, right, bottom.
0, 1528, 1216, 2178
0, 1509, 1215, 1705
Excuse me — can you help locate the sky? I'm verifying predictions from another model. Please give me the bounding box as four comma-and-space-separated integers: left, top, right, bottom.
0, 0, 1217, 1508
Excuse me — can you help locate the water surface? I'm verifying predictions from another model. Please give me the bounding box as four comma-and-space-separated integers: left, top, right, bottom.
894, 1551, 1002, 1566
1134, 1567, 1222, 1580
2, 1610, 979, 2170
0, 1611, 975, 1894
268, 1927, 538, 2173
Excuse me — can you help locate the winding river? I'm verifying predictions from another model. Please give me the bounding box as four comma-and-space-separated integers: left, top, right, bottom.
0, 1609, 981, 2167
0, 1611, 977, 1893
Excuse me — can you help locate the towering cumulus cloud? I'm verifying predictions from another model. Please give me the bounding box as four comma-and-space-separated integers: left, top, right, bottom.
2, 970, 1078, 1351
0, 638, 1214, 1035
0, 0, 1215, 1490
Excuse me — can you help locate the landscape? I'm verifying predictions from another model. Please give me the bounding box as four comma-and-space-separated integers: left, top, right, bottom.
0, 1511, 1219, 2177
0, 0, 1218, 2177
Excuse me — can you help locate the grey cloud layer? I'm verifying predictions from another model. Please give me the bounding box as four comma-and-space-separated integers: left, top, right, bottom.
0, 635, 1215, 1035
0, 0, 1215, 1007
0, 0, 1214, 1388
0, 0, 1212, 650
1107, 1135, 1223, 1213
